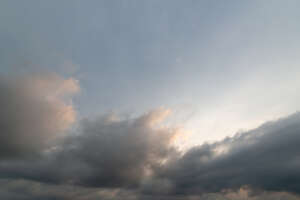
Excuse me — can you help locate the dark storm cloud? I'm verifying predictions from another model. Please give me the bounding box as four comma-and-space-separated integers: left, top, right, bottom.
1, 111, 300, 200
0, 109, 178, 188
1, 179, 299, 200
155, 112, 300, 195
0, 74, 78, 158
0, 178, 139, 200
1, 74, 300, 199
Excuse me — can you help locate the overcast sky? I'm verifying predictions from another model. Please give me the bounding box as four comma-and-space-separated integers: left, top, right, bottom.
1, 1, 300, 199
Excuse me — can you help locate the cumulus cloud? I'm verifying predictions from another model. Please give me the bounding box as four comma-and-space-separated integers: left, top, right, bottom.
1, 75, 300, 199
0, 108, 179, 188
155, 112, 300, 196
0, 73, 79, 158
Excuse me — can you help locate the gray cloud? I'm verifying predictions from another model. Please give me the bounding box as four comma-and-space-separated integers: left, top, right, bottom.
0, 178, 139, 200
1, 75, 300, 199
0, 179, 299, 200
0, 74, 78, 158
0, 109, 178, 188
154, 112, 300, 196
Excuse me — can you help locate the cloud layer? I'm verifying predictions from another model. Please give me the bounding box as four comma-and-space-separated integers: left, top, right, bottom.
1, 74, 300, 199
156, 112, 300, 196
0, 107, 179, 188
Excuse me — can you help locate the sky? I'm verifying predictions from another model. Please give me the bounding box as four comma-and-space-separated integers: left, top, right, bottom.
1, 1, 300, 199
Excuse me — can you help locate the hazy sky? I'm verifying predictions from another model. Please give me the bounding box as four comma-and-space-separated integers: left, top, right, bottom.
2, 0, 300, 143
1, 1, 300, 199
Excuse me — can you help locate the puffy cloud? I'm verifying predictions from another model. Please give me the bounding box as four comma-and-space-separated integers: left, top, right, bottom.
0, 73, 79, 158
1, 75, 300, 200
0, 108, 179, 188
155, 112, 300, 196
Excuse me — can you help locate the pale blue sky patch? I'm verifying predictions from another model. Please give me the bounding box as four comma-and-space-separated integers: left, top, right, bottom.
1, 0, 300, 145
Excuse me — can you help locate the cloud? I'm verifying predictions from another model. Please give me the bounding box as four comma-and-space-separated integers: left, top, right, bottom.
0, 108, 179, 188
154, 112, 300, 196
0, 178, 139, 200
0, 73, 79, 158
1, 79, 300, 199
0, 179, 299, 200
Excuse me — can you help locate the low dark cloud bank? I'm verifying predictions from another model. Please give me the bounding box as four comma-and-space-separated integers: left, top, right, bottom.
157, 112, 300, 196
0, 108, 177, 189
1, 75, 300, 199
